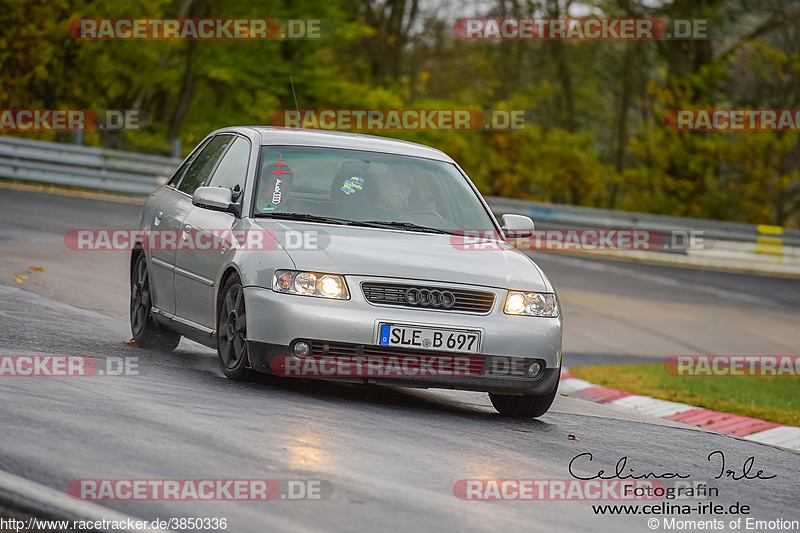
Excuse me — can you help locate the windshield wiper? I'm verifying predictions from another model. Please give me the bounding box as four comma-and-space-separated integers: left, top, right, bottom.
254, 213, 451, 234
253, 212, 353, 225
358, 221, 452, 234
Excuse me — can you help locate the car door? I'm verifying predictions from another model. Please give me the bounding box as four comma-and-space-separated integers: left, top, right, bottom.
174, 135, 251, 330
151, 134, 233, 322
146, 138, 212, 315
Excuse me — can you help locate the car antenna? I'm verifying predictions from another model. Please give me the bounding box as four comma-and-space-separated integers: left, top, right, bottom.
290, 75, 300, 119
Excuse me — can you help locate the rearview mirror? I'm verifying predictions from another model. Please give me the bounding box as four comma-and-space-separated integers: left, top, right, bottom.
500, 214, 535, 238
192, 187, 240, 216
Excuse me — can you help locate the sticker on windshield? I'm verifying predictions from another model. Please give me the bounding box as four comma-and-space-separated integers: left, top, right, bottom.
341, 176, 364, 195
270, 154, 291, 205
262, 203, 278, 212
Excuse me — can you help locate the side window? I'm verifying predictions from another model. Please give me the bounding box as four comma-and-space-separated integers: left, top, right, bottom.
177, 135, 233, 195
167, 137, 212, 187
167, 159, 191, 187
206, 137, 250, 203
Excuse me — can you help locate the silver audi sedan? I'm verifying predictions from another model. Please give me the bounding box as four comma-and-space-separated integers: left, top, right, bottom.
130, 126, 562, 417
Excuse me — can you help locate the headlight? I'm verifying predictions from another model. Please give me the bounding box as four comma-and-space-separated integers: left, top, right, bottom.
273, 270, 349, 299
504, 291, 558, 317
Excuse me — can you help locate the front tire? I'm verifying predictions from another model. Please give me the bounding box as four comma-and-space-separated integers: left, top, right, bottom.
489, 384, 558, 418
130, 253, 181, 351
217, 274, 252, 381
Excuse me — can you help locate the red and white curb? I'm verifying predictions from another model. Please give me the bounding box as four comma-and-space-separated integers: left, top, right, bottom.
559, 368, 800, 452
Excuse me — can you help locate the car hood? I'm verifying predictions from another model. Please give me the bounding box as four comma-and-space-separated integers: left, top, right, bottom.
255, 220, 549, 291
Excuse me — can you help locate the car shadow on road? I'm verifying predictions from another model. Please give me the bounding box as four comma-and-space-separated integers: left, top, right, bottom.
240, 371, 554, 429
159, 341, 555, 429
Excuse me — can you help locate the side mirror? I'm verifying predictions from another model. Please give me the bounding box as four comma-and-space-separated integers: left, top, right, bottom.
192, 187, 240, 216
500, 214, 535, 238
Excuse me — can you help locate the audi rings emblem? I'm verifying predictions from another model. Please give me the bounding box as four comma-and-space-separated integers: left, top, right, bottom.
404, 288, 456, 308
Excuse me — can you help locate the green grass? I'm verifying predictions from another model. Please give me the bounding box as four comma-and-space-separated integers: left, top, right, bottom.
569, 364, 800, 427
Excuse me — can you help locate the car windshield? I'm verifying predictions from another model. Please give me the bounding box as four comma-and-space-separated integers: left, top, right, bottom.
252, 146, 498, 234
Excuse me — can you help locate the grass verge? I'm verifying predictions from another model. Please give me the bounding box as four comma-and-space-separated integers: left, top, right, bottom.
569, 364, 800, 427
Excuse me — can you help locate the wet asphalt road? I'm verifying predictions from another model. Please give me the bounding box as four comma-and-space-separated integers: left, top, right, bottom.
1, 187, 799, 532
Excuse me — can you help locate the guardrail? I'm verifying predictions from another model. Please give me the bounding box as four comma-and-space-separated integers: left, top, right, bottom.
0, 136, 179, 196
485, 196, 800, 275
1, 136, 797, 274
485, 196, 800, 247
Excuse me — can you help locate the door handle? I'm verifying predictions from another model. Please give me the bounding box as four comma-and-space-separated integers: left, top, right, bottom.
182, 224, 192, 240
154, 211, 163, 226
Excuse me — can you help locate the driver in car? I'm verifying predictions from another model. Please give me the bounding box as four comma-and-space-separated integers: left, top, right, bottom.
371, 171, 415, 217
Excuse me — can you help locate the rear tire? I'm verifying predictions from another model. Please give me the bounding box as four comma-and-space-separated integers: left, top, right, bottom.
217, 274, 252, 381
130, 253, 181, 351
489, 384, 558, 418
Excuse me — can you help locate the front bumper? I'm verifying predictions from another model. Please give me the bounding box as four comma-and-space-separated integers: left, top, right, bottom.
243, 279, 562, 394
247, 341, 560, 395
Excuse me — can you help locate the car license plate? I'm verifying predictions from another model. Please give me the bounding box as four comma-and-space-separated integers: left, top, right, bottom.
378, 324, 480, 354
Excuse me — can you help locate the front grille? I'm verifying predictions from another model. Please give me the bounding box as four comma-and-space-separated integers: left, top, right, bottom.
305, 341, 543, 379
362, 282, 495, 313
310, 341, 359, 357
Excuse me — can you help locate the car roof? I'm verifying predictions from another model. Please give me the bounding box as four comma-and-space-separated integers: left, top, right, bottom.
216, 126, 454, 163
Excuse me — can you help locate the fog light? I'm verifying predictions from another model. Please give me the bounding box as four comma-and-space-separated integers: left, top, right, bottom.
526, 362, 542, 377
293, 341, 310, 356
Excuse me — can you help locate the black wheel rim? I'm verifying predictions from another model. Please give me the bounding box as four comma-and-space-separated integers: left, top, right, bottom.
220, 284, 247, 369
130, 257, 151, 336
